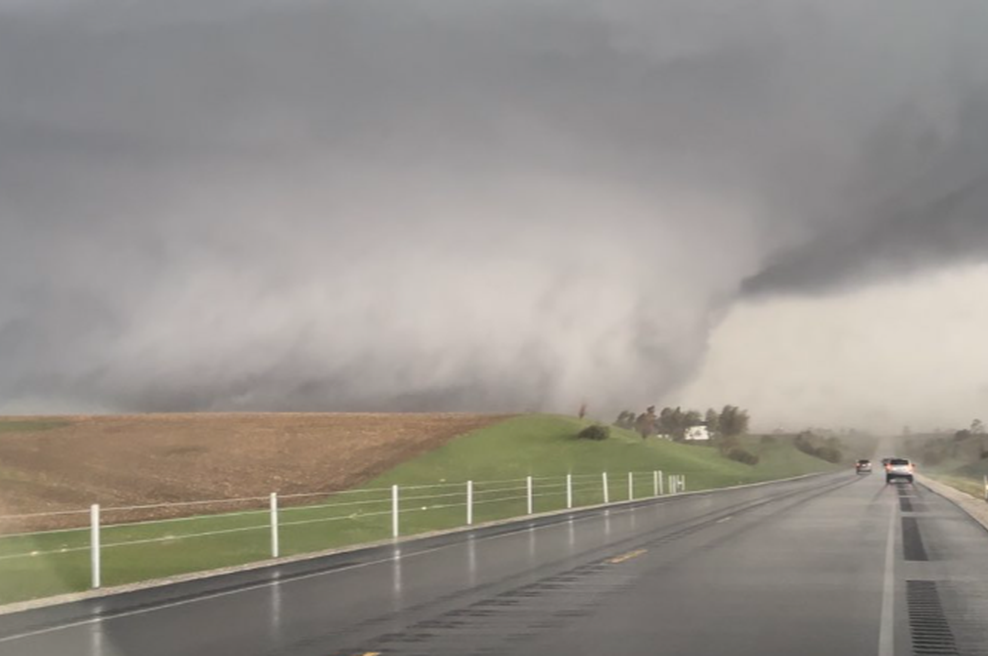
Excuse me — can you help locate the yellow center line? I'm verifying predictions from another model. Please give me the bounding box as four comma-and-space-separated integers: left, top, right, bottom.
607, 548, 648, 564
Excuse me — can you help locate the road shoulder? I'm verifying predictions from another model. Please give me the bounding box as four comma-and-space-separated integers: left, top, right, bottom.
916, 474, 988, 531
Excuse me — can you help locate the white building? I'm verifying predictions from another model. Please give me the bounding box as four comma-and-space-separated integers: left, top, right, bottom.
684, 425, 712, 441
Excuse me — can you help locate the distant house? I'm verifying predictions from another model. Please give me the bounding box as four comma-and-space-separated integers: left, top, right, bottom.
684, 425, 711, 441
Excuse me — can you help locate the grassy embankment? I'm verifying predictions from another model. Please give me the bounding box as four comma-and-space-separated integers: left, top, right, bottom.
0, 415, 845, 605
924, 459, 988, 499
899, 432, 988, 499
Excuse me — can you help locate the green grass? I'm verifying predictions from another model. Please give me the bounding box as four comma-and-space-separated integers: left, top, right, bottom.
925, 458, 988, 499
362, 416, 845, 491
929, 474, 986, 499
904, 432, 988, 499
0, 415, 841, 605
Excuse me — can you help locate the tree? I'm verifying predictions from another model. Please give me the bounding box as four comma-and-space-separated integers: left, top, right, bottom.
658, 407, 680, 435
719, 405, 750, 437
705, 408, 720, 436
719, 406, 736, 435
971, 419, 985, 435
614, 411, 636, 429
683, 410, 702, 426
635, 405, 657, 439
735, 409, 750, 435
658, 406, 691, 441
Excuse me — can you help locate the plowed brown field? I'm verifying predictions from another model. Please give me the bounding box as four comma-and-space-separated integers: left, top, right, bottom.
0, 413, 509, 531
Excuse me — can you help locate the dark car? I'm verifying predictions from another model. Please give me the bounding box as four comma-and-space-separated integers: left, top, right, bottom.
855, 459, 872, 474
885, 458, 914, 484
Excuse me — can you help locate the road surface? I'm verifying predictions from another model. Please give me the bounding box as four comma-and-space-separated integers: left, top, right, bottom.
2, 470, 987, 655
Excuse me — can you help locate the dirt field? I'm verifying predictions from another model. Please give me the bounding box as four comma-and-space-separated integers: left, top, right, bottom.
0, 413, 509, 532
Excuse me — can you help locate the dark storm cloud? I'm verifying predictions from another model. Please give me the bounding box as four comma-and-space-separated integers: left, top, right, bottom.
2, 0, 988, 413
742, 90, 988, 298
742, 176, 988, 298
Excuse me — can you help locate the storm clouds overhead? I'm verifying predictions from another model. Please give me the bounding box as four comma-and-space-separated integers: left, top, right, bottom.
2, 0, 987, 426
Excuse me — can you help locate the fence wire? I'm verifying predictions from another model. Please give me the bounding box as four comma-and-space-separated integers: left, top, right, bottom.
0, 471, 679, 584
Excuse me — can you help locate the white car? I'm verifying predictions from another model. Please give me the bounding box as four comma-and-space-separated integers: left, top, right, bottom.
885, 458, 914, 484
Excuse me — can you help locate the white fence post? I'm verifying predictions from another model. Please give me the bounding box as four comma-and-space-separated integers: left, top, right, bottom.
270, 493, 280, 559
602, 472, 609, 504
90, 504, 101, 589
566, 474, 573, 509
628, 472, 634, 501
658, 471, 665, 496
392, 484, 400, 538
653, 471, 659, 497
527, 476, 534, 515
467, 480, 474, 526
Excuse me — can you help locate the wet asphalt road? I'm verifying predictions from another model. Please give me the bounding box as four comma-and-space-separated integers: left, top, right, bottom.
2, 470, 987, 656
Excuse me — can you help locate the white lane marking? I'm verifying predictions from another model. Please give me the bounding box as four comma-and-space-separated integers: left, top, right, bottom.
0, 476, 839, 644
878, 496, 897, 656
715, 516, 733, 524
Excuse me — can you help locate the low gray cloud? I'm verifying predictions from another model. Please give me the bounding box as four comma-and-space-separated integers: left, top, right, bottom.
742, 175, 988, 298
2, 0, 988, 416
743, 91, 988, 298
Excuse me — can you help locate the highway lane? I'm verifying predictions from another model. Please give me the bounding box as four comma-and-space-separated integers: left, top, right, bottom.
2, 470, 987, 655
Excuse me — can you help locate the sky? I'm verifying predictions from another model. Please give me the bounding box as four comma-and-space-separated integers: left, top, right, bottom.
1, 0, 987, 431
682, 264, 988, 432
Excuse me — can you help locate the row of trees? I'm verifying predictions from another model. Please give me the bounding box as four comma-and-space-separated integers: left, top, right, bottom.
952, 418, 985, 442
708, 406, 751, 438
793, 431, 844, 464
614, 405, 750, 441
910, 419, 988, 466
903, 419, 985, 439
